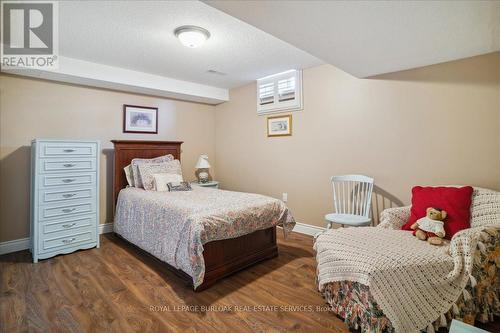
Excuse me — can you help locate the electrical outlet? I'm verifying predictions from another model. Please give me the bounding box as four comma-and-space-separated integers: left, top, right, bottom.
282, 193, 288, 202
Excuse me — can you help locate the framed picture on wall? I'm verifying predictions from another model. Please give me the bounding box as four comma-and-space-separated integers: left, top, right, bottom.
123, 104, 158, 134
267, 114, 292, 137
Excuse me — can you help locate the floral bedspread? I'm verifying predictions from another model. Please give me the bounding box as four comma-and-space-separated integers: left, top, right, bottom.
319, 228, 500, 332
114, 187, 295, 289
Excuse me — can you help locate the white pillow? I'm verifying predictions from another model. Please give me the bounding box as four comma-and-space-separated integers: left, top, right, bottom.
131, 154, 174, 188
124, 164, 134, 187
137, 160, 183, 191
153, 173, 184, 192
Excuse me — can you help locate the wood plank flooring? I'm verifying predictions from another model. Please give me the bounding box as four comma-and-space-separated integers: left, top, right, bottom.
1, 231, 498, 333
0, 231, 349, 333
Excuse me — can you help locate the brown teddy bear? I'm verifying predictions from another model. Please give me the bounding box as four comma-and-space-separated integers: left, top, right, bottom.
410, 207, 447, 245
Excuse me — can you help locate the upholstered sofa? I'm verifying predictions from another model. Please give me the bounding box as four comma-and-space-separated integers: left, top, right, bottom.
317, 187, 500, 332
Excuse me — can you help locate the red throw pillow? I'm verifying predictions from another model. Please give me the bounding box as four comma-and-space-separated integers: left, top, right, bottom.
401, 186, 473, 239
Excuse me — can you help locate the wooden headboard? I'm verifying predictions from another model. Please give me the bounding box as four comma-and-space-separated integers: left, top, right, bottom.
111, 140, 183, 206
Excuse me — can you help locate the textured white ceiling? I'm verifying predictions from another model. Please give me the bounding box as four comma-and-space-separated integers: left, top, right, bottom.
206, 0, 500, 78
59, 1, 322, 89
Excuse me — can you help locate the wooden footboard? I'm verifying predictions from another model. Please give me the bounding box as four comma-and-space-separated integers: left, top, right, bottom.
200, 226, 278, 291
114, 226, 278, 291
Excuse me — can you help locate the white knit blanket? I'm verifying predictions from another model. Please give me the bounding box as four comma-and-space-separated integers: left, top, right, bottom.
315, 226, 490, 332
315, 187, 500, 332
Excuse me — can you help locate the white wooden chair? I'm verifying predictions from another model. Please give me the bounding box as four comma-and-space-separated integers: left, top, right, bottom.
325, 175, 374, 228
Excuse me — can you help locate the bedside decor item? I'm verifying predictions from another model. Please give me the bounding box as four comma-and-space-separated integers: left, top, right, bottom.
191, 180, 219, 189
267, 114, 292, 137
195, 154, 211, 183
167, 181, 192, 192
123, 104, 158, 134
30, 139, 100, 263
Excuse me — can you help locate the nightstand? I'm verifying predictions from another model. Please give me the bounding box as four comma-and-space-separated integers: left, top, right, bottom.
191, 181, 219, 189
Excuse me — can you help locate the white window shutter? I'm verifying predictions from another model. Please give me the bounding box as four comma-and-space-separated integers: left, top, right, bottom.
277, 76, 295, 102
257, 70, 302, 115
259, 82, 275, 105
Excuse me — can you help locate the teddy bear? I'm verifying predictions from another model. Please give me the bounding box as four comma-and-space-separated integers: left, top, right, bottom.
410, 207, 447, 245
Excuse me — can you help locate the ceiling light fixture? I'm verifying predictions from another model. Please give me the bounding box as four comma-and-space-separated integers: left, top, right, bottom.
174, 25, 210, 48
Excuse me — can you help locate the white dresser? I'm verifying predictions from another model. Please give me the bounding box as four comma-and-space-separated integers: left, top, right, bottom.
30, 139, 100, 262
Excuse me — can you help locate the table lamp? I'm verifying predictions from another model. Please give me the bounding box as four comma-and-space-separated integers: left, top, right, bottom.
195, 154, 211, 183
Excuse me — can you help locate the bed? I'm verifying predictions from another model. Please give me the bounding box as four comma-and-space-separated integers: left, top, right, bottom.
315, 187, 500, 332
111, 140, 295, 291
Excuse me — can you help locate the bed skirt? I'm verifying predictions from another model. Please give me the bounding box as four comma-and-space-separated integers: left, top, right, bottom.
319, 229, 500, 332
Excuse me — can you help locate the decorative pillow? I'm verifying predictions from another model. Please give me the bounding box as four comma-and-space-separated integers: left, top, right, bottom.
167, 181, 192, 192
131, 154, 174, 188
153, 173, 183, 192
401, 186, 474, 239
124, 164, 134, 187
137, 160, 182, 191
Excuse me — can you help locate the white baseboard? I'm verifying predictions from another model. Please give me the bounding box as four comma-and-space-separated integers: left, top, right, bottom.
99, 222, 114, 234
0, 222, 114, 256
0, 237, 30, 255
292, 222, 325, 237
1, 222, 323, 255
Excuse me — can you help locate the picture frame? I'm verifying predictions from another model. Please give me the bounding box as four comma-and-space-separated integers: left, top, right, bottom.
123, 104, 158, 134
267, 114, 292, 137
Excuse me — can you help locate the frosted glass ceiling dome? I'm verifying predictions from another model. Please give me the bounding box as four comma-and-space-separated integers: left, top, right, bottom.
174, 25, 210, 48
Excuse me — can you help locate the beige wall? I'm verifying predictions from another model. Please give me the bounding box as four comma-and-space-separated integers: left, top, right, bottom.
1, 53, 499, 242
0, 75, 216, 242
215, 53, 500, 228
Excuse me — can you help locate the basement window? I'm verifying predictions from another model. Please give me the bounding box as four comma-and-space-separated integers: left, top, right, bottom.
257, 70, 303, 115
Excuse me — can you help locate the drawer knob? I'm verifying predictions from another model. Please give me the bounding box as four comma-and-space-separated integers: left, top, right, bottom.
62, 223, 77, 228
62, 238, 76, 244
62, 208, 76, 213
63, 163, 75, 168
62, 193, 76, 198
62, 179, 75, 183
63, 149, 75, 153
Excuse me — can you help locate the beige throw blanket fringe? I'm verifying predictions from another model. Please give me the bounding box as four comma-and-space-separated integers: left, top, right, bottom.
314, 226, 490, 333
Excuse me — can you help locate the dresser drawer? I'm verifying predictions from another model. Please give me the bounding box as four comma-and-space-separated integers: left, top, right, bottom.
39, 158, 96, 174
39, 173, 96, 188
31, 139, 100, 262
39, 200, 95, 220
39, 142, 97, 158
39, 187, 95, 204
41, 215, 95, 234
39, 228, 96, 253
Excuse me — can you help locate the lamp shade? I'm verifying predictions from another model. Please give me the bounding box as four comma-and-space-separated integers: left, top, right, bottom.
195, 154, 210, 169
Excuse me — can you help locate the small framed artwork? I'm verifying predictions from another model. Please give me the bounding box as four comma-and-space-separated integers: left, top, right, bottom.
123, 104, 158, 134
267, 114, 292, 137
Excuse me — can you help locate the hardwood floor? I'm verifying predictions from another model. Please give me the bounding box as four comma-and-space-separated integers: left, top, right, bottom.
0, 231, 350, 333
1, 231, 498, 333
